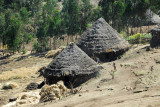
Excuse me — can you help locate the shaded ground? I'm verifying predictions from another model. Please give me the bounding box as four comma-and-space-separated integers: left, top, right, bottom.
0, 51, 51, 72
0, 44, 160, 107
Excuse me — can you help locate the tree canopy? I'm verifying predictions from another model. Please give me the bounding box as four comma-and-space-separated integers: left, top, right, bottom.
0, 0, 159, 53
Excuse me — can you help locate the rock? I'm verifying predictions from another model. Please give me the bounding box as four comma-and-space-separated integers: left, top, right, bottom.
108, 88, 114, 91
9, 97, 17, 102
121, 63, 136, 68
21, 95, 28, 99
133, 71, 149, 76
100, 78, 111, 82
146, 46, 151, 51
123, 86, 133, 91
2, 82, 19, 90
155, 57, 160, 64
26, 82, 39, 90
31, 76, 36, 78
97, 86, 100, 88
133, 87, 149, 93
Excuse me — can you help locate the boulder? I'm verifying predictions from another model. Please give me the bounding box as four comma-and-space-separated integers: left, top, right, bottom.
2, 82, 19, 90
26, 82, 39, 90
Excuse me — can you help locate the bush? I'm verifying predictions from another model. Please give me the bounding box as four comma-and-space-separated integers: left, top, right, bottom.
126, 33, 151, 44
22, 48, 27, 54
120, 31, 127, 39
32, 41, 41, 52
26, 34, 33, 44
45, 47, 51, 51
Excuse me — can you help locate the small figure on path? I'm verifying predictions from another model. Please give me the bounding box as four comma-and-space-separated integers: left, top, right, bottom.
113, 63, 116, 71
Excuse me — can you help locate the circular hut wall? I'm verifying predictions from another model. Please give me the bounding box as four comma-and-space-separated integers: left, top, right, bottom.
46, 72, 98, 88
150, 29, 160, 48
94, 50, 126, 62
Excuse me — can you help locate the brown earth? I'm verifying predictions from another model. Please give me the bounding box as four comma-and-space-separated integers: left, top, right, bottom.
0, 44, 160, 107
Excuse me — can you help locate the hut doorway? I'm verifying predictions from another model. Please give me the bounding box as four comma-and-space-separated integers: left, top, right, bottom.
64, 76, 70, 84
64, 76, 75, 88
94, 50, 125, 62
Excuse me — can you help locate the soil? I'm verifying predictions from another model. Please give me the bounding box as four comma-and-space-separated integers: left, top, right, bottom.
0, 44, 160, 107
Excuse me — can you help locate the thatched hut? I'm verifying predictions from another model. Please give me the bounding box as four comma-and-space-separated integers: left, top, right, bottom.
150, 25, 160, 48
42, 43, 102, 87
77, 18, 130, 62
146, 9, 160, 25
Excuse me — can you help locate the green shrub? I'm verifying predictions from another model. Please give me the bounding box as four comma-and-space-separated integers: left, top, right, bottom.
45, 47, 51, 51
22, 48, 27, 54
120, 31, 127, 39
126, 33, 151, 44
32, 41, 41, 52
86, 24, 92, 28
26, 34, 33, 44
141, 33, 152, 39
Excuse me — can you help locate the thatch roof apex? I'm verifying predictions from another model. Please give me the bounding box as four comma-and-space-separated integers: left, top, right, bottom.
77, 17, 130, 55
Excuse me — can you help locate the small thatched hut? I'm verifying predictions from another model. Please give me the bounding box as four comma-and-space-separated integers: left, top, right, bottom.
150, 25, 160, 48
77, 18, 130, 62
42, 43, 102, 87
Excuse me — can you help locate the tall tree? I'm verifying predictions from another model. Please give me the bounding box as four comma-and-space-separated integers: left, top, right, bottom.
0, 13, 5, 47
62, 0, 80, 41
99, 0, 112, 23
79, 0, 93, 34
5, 10, 22, 53
112, 1, 125, 32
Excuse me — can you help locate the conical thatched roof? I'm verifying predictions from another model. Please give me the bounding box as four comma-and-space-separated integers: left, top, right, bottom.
146, 9, 160, 25
43, 43, 102, 86
77, 18, 130, 56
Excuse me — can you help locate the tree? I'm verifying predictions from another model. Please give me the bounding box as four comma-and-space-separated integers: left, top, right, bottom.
79, 0, 93, 34
25, 0, 43, 16
5, 10, 22, 53
90, 7, 102, 23
36, 21, 49, 52
99, 0, 112, 23
0, 13, 5, 47
47, 10, 62, 49
150, 0, 160, 13
62, 0, 80, 42
112, 1, 125, 32
20, 7, 29, 23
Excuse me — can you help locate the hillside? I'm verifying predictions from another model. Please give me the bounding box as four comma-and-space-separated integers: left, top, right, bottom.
0, 0, 160, 107
0, 44, 160, 107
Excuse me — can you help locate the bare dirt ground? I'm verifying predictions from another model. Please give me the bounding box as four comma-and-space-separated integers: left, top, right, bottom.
0, 44, 160, 107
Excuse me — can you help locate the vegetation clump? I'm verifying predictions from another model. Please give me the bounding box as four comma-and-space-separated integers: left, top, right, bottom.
126, 33, 152, 44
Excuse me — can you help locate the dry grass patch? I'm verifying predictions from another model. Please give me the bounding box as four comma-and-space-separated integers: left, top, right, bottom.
0, 67, 39, 81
